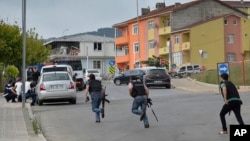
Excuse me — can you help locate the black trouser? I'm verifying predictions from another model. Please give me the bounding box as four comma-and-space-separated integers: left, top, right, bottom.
4, 93, 17, 102
220, 101, 244, 131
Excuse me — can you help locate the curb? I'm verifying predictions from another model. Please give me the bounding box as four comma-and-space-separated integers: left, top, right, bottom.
172, 78, 219, 94
187, 77, 250, 92
25, 103, 47, 141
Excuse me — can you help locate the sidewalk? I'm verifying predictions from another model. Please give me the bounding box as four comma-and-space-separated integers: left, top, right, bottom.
172, 77, 250, 93
0, 95, 46, 141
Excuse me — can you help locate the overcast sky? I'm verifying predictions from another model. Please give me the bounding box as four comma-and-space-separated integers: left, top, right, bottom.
0, 0, 243, 39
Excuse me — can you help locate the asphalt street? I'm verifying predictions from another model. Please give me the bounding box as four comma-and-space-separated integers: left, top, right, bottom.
30, 79, 250, 141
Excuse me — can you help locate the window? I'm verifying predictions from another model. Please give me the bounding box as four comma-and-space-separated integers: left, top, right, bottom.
149, 40, 155, 49
93, 60, 101, 69
94, 42, 102, 51
174, 34, 179, 44
233, 20, 237, 25
179, 67, 186, 73
134, 43, 139, 52
173, 52, 182, 65
194, 65, 200, 70
124, 47, 129, 55
148, 20, 154, 30
224, 19, 228, 25
227, 34, 234, 43
116, 47, 122, 52
201, 51, 207, 59
187, 66, 193, 71
132, 24, 138, 35
227, 53, 235, 62
165, 19, 170, 26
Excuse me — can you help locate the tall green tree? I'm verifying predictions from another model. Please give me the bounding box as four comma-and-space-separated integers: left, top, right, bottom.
0, 20, 51, 68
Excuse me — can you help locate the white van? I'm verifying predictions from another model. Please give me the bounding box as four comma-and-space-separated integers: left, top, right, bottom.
83, 69, 102, 83
176, 64, 201, 74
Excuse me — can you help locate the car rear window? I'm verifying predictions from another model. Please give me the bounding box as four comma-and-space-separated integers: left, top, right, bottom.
43, 67, 68, 73
43, 73, 70, 81
148, 69, 166, 75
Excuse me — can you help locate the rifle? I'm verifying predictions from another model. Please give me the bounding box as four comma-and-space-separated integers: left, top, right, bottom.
147, 98, 158, 122
101, 86, 110, 118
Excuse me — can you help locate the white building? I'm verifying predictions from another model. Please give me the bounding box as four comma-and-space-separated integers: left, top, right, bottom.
44, 34, 116, 75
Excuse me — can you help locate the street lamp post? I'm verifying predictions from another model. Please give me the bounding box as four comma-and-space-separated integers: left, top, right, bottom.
62, 28, 69, 37
241, 54, 246, 85
199, 49, 203, 66
136, 0, 141, 68
86, 46, 89, 70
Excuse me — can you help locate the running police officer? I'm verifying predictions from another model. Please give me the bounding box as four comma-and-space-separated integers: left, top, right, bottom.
128, 76, 150, 128
84, 74, 104, 123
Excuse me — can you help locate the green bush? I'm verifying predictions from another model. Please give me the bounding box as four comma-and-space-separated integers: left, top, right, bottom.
3, 65, 19, 79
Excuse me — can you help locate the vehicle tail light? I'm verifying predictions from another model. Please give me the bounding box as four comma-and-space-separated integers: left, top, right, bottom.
69, 81, 75, 89
40, 83, 46, 91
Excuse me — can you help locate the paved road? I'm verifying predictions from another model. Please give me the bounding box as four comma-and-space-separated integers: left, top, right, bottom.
31, 80, 250, 141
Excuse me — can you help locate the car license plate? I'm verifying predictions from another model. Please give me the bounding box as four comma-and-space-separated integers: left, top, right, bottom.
155, 81, 162, 83
50, 84, 64, 89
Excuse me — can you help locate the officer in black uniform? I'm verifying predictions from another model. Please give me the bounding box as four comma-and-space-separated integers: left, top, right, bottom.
128, 76, 150, 128
219, 73, 244, 134
84, 74, 104, 123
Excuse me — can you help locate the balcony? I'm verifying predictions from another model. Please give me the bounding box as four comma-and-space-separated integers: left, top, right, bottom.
159, 26, 171, 35
116, 54, 129, 63
173, 44, 180, 52
115, 36, 128, 45
182, 42, 190, 51
159, 47, 169, 55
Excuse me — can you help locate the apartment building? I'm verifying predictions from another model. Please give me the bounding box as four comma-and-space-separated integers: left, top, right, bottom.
44, 34, 115, 74
113, 0, 250, 71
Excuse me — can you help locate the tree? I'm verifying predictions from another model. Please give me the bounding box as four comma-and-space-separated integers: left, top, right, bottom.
0, 20, 51, 68
3, 65, 19, 79
141, 55, 169, 69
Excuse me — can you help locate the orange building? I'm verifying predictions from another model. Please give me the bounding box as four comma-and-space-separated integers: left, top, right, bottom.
113, 0, 250, 71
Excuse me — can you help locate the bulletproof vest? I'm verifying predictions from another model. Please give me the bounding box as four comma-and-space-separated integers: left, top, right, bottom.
88, 80, 102, 93
4, 84, 12, 94
224, 81, 240, 100
132, 81, 146, 97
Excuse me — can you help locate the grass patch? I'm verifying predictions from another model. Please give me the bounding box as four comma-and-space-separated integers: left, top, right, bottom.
190, 62, 250, 86
32, 119, 39, 134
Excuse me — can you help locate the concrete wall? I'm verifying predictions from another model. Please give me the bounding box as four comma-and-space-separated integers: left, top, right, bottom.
171, 0, 247, 32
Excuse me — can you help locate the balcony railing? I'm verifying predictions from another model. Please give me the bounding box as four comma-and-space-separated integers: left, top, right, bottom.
159, 26, 171, 35
115, 36, 128, 45
182, 42, 190, 50
159, 47, 169, 55
116, 54, 129, 63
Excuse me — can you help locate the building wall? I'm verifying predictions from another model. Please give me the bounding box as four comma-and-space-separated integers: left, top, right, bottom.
190, 18, 225, 69
241, 18, 250, 60
223, 15, 242, 62
79, 42, 116, 74
171, 0, 247, 32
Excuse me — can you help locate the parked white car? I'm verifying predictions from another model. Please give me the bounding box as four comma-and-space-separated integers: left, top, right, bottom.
35, 72, 77, 105
83, 69, 102, 83
40, 64, 74, 77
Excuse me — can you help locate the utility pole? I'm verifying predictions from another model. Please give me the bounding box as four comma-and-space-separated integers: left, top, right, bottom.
22, 0, 26, 108
137, 0, 141, 68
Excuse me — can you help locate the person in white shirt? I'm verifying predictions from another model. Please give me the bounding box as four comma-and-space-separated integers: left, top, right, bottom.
14, 77, 23, 102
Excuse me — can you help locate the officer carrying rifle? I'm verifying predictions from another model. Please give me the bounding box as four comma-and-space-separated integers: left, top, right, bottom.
128, 76, 150, 128
84, 74, 105, 123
